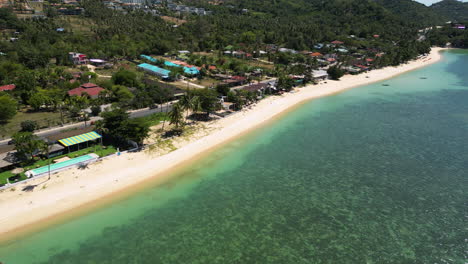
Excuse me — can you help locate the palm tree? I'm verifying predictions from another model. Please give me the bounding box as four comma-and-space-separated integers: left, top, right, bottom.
168, 103, 185, 131
179, 93, 193, 121
191, 96, 202, 119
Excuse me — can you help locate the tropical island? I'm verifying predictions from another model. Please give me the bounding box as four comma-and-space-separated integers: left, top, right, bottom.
0, 0, 466, 242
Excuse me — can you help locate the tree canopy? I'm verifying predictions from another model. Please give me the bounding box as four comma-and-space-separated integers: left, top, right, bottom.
0, 94, 17, 123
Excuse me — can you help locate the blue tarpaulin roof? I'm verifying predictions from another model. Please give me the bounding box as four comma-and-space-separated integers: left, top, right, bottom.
138, 63, 171, 78
140, 55, 199, 75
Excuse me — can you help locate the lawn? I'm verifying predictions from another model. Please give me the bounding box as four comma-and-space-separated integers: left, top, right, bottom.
59, 16, 96, 35
135, 112, 169, 127
1, 110, 65, 139
0, 145, 117, 186
194, 77, 222, 88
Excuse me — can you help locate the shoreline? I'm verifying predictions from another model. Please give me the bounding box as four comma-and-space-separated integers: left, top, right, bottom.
0, 47, 447, 244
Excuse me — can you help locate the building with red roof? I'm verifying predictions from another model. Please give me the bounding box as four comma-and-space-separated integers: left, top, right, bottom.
311, 52, 323, 57
0, 84, 16, 92
68, 83, 104, 99
331, 40, 344, 45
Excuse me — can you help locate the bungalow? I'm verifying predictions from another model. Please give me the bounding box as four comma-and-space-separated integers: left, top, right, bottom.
312, 70, 328, 81
354, 64, 369, 71
0, 84, 16, 92
222, 76, 247, 87
213, 74, 232, 80
310, 52, 323, 58
89, 59, 106, 67
365, 58, 374, 65
232, 50, 246, 58
331, 40, 344, 45
242, 83, 269, 98
68, 83, 105, 99
343, 66, 361, 74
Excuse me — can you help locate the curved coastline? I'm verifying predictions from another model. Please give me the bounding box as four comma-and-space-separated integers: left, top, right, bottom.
0, 47, 447, 244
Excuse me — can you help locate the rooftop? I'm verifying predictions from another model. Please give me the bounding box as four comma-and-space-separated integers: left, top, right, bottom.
0, 84, 15, 91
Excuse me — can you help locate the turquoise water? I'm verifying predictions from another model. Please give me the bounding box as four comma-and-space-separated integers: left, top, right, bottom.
1, 50, 467, 263
29, 154, 97, 176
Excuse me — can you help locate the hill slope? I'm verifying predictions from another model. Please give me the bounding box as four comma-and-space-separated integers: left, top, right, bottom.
431, 0, 468, 22
373, 0, 446, 25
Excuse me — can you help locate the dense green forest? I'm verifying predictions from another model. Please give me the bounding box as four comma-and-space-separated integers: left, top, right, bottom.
0, 0, 434, 67
373, 0, 446, 25
0, 0, 464, 134
431, 0, 468, 22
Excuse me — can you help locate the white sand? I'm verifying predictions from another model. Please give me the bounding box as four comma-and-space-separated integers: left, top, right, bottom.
0, 48, 446, 241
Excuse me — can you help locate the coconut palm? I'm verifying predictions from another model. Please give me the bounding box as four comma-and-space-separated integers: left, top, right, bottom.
168, 103, 185, 130
191, 96, 202, 114
179, 93, 194, 121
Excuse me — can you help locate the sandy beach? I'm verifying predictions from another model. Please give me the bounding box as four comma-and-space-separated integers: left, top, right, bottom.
0, 47, 447, 243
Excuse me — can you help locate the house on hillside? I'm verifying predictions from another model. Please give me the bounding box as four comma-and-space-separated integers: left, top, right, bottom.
222, 76, 247, 87
0, 84, 16, 92
68, 83, 105, 99
310, 52, 323, 58
331, 40, 344, 46
69, 52, 88, 65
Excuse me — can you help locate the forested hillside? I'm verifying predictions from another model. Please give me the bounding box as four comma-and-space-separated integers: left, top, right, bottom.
431, 0, 468, 22
373, 0, 446, 25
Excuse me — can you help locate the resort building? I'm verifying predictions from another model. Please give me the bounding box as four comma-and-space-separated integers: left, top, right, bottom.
138, 63, 171, 79
69, 52, 88, 65
68, 83, 105, 99
312, 70, 329, 81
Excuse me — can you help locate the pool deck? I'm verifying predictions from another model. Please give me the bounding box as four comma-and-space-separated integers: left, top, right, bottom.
26, 154, 99, 178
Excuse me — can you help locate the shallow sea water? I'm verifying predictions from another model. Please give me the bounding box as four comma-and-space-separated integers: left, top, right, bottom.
0, 50, 467, 263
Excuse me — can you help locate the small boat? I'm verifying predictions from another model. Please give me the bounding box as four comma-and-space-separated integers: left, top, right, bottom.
420, 77, 427, 79
382, 84, 390, 86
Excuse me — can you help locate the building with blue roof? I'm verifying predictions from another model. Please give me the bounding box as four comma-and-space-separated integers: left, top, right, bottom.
137, 63, 171, 79
140, 55, 199, 76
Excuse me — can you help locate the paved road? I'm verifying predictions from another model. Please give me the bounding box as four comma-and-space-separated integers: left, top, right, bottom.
0, 103, 174, 146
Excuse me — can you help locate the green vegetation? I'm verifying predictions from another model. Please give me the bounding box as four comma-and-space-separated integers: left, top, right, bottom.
428, 24, 468, 48
327, 66, 346, 80
0, 94, 17, 123
96, 109, 150, 146
12, 132, 47, 162
0, 170, 26, 185
431, 0, 468, 22
0, 145, 117, 185
134, 112, 169, 127
0, 110, 63, 138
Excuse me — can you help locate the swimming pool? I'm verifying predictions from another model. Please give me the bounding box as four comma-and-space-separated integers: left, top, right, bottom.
26, 154, 99, 177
